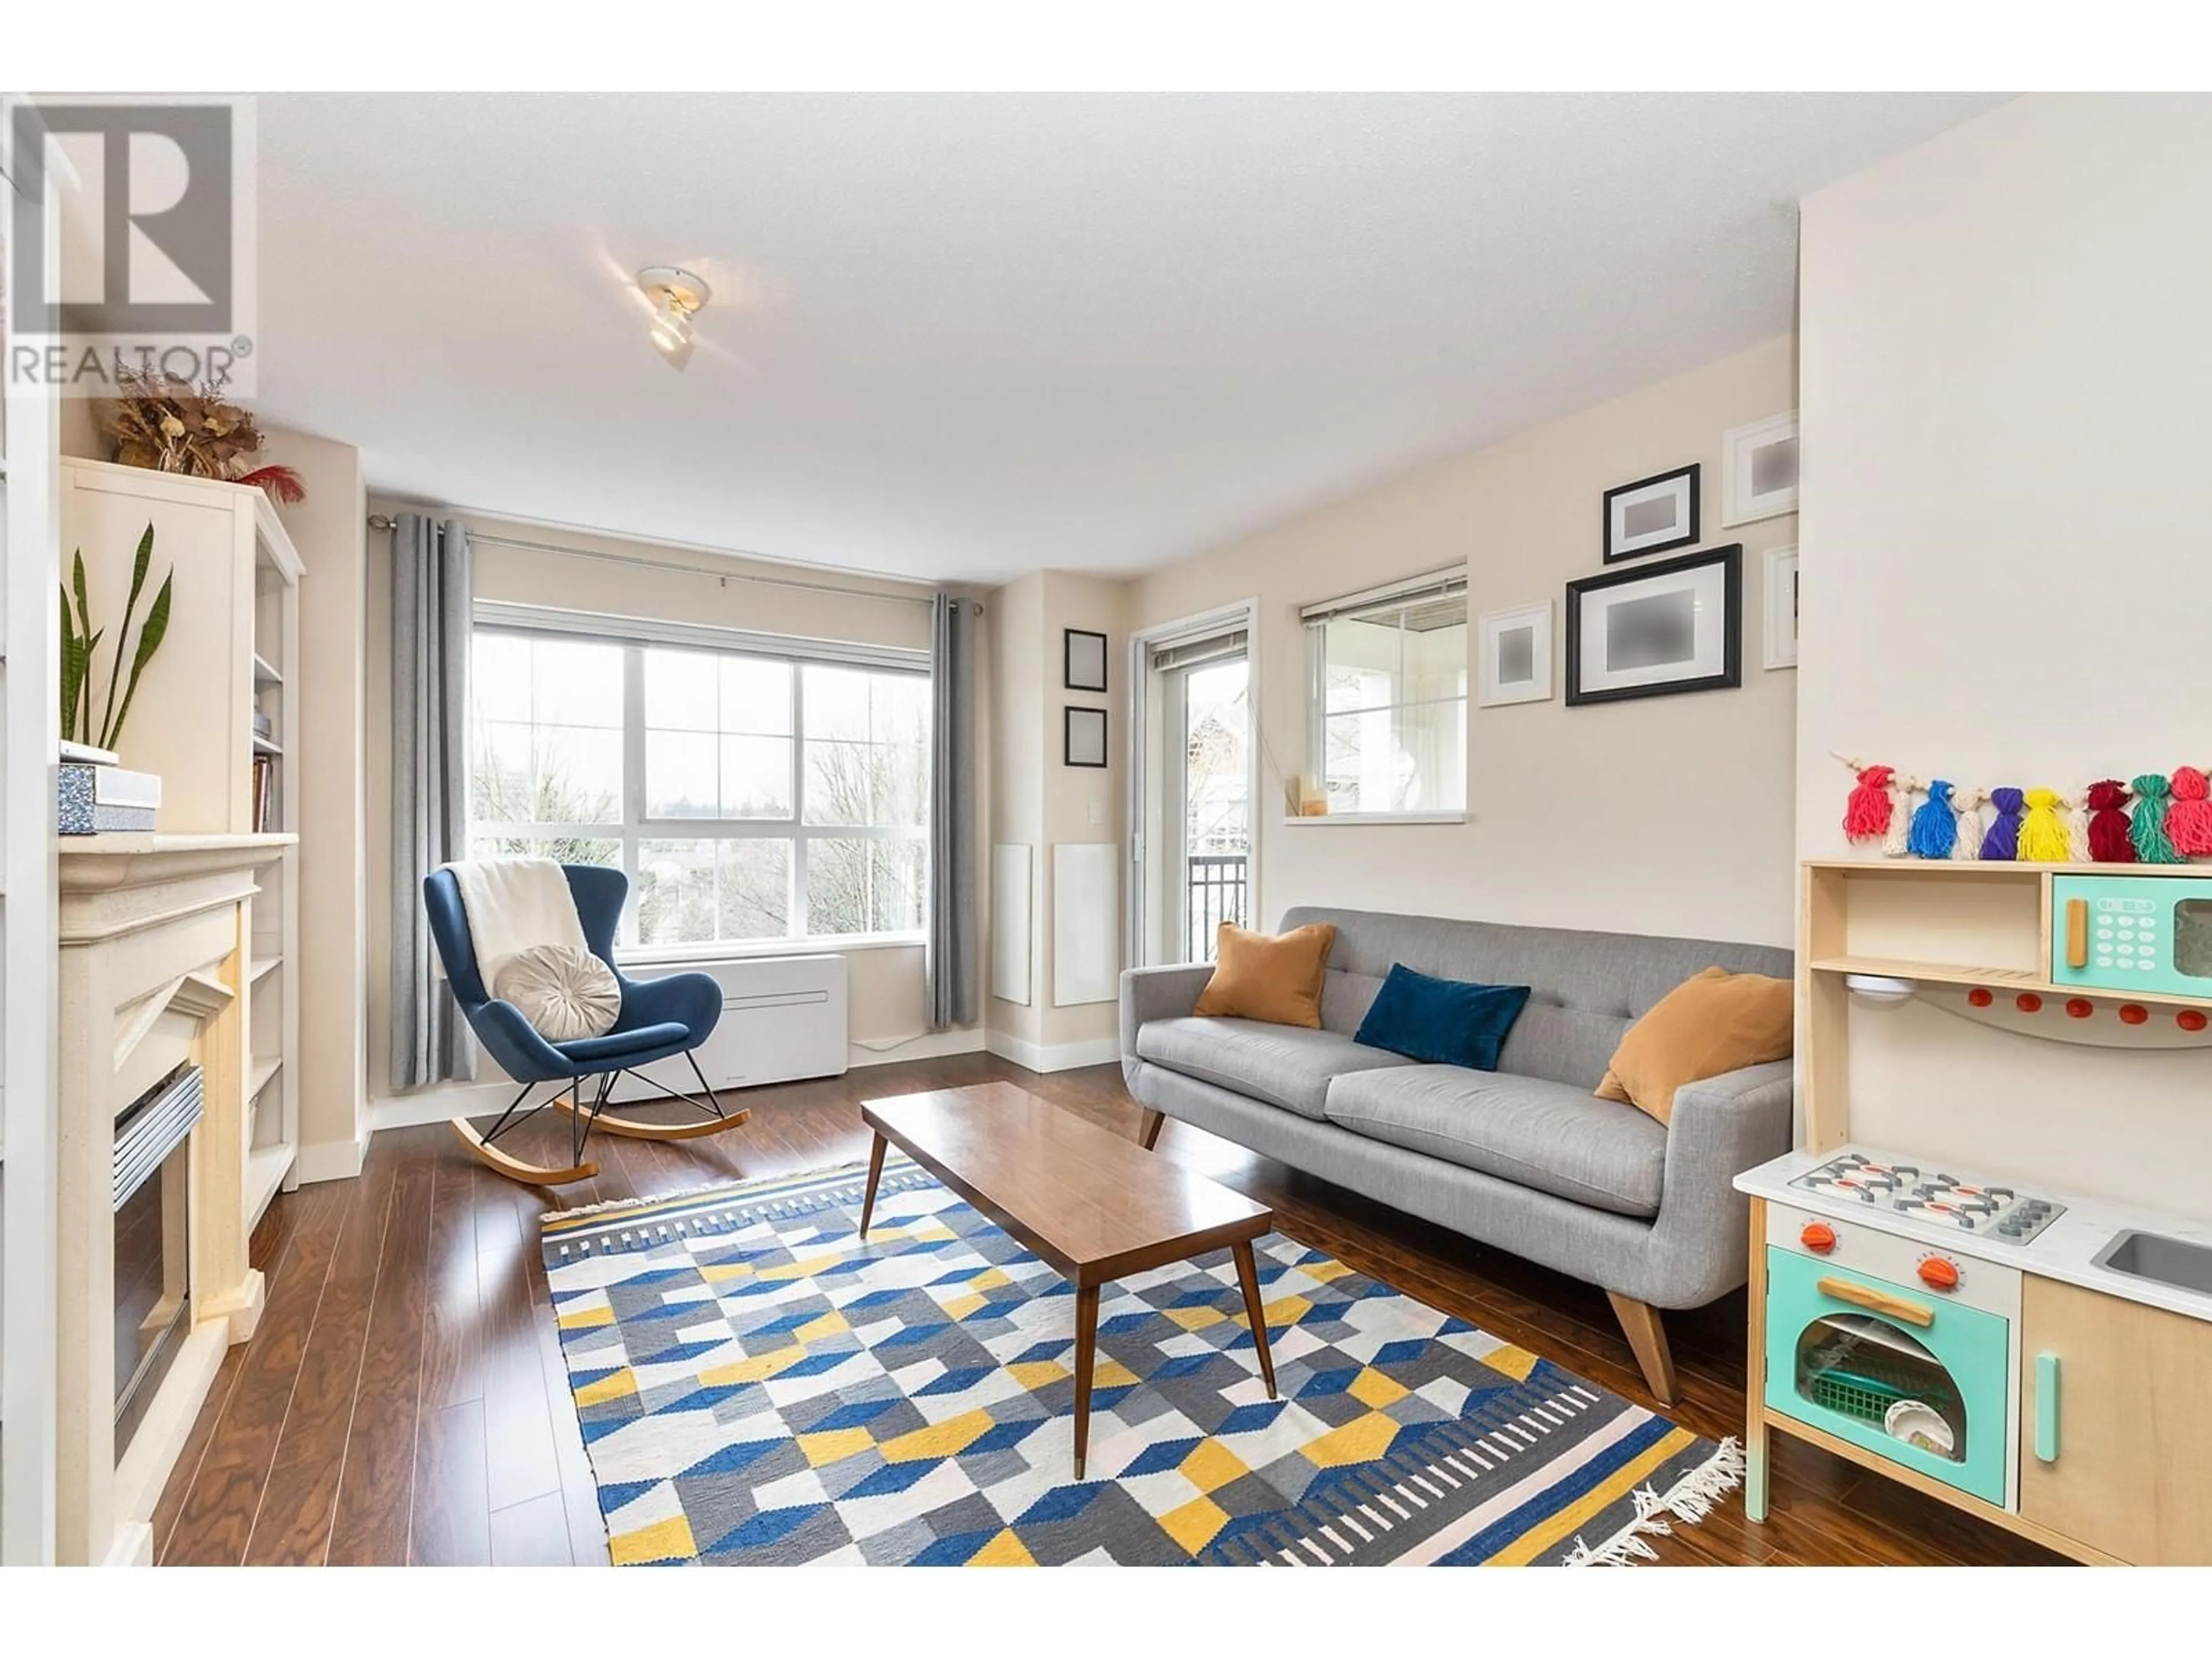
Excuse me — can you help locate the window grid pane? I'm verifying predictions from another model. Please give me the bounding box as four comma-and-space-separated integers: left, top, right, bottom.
1308, 608, 1468, 816
472, 626, 927, 948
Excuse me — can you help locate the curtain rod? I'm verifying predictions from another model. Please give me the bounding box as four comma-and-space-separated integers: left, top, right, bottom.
366, 513, 956, 610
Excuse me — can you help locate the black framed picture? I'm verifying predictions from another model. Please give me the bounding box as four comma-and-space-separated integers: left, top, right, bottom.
1565, 544, 1741, 706
1601, 463, 1700, 562
1064, 705, 1108, 767
1063, 628, 1108, 692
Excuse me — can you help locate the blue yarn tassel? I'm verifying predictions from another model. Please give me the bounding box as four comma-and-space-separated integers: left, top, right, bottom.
1907, 779, 1957, 859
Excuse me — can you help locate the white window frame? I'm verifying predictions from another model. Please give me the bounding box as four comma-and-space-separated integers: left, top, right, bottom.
470, 602, 931, 957
1299, 566, 1470, 825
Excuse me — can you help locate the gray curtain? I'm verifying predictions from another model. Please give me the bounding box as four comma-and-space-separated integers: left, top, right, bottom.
926, 593, 979, 1029
390, 513, 477, 1088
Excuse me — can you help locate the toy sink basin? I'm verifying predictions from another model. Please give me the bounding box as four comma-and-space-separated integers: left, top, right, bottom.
2094, 1229, 2212, 1297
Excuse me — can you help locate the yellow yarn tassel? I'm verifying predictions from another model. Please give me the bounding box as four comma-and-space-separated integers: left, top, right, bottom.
2020, 787, 2071, 862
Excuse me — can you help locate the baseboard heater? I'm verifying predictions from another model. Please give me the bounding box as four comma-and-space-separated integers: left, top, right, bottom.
610, 953, 850, 1103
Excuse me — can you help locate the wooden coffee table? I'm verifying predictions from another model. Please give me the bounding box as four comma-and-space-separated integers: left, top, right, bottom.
858, 1081, 1278, 1479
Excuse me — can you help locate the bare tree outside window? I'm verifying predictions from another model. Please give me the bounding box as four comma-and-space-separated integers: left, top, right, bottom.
467, 627, 928, 951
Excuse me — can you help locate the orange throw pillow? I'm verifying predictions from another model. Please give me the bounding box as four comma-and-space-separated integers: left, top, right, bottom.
1596, 965, 1794, 1126
1193, 922, 1338, 1028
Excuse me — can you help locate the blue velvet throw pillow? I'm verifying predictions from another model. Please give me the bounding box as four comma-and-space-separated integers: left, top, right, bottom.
1353, 963, 1532, 1071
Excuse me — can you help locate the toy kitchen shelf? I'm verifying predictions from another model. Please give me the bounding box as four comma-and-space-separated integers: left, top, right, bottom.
1740, 858, 2212, 1566
1799, 858, 2212, 1150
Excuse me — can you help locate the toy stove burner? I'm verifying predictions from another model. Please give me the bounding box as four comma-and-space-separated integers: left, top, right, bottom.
1792, 1152, 2066, 1244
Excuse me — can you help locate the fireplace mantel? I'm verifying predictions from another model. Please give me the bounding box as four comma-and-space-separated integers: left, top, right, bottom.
55, 832, 294, 1565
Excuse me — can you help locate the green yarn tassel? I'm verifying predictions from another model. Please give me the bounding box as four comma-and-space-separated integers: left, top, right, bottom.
2131, 773, 2185, 863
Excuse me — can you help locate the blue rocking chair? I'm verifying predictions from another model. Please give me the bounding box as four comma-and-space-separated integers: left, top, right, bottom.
423, 862, 751, 1185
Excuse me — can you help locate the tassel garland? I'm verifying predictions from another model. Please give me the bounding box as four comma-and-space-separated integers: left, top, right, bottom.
1907, 780, 1957, 859
1843, 764, 1896, 844
1980, 787, 2025, 861
1950, 785, 1984, 861
1881, 779, 1915, 858
2086, 780, 2137, 863
2132, 774, 2185, 863
1834, 754, 2212, 865
2019, 788, 2071, 863
2062, 791, 2092, 863
2169, 767, 2212, 857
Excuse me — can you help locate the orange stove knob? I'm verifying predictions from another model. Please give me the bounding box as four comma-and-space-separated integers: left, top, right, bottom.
1800, 1222, 1837, 1255
1918, 1256, 1961, 1291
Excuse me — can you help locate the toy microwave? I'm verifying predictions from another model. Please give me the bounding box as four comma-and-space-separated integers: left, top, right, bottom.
2051, 874, 2212, 996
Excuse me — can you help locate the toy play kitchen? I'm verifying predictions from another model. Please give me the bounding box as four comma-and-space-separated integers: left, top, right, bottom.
1738, 860, 2212, 1565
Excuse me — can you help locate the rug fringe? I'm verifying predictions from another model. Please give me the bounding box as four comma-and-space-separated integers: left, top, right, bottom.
1558, 1436, 1745, 1567
538, 1156, 878, 1225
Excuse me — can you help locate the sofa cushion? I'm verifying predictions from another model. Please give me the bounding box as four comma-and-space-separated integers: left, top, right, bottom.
1596, 965, 1794, 1125
1134, 1017, 1413, 1120
1353, 963, 1531, 1070
1322, 1065, 1669, 1218
1193, 922, 1337, 1028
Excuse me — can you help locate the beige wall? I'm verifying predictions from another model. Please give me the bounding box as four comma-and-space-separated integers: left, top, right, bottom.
365, 507, 979, 1113
984, 571, 1128, 1063
1798, 93, 2212, 1213
1132, 333, 1801, 948
263, 430, 370, 1179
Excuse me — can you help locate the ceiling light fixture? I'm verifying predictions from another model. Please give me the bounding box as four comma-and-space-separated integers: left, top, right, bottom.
637, 266, 710, 370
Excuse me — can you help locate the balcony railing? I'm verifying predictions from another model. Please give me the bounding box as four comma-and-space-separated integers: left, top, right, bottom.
1187, 853, 1249, 962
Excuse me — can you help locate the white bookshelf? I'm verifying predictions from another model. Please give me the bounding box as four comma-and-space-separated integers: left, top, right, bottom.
60, 460, 304, 1229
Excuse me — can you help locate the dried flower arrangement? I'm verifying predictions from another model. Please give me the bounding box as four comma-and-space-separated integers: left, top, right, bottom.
101, 368, 306, 503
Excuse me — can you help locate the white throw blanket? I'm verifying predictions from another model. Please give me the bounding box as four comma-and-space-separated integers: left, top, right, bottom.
441, 857, 590, 989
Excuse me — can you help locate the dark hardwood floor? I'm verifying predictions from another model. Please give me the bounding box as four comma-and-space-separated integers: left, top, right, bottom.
152, 1052, 2061, 1566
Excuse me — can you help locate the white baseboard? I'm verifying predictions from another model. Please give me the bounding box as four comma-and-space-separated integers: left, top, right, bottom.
368, 1028, 992, 1137
983, 1030, 1122, 1074
295, 1127, 370, 1184
848, 1028, 985, 1069
370, 1078, 516, 1134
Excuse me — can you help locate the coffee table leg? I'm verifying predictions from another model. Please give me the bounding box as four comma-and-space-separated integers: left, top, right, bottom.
1232, 1241, 1278, 1399
1071, 1282, 1100, 1480
857, 1131, 888, 1238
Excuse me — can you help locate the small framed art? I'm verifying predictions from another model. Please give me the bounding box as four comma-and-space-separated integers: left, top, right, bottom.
1477, 600, 1553, 707
1565, 544, 1741, 706
1763, 546, 1799, 670
1602, 464, 1699, 562
1064, 706, 1108, 767
1721, 412, 1799, 525
1063, 628, 1109, 692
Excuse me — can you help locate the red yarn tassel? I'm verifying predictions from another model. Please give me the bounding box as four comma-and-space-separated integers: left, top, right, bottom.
2086, 779, 2137, 863
2169, 767, 2212, 857
1844, 765, 1896, 844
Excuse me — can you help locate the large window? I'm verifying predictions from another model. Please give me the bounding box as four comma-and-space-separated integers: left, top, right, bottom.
470, 618, 929, 952
1302, 569, 1468, 819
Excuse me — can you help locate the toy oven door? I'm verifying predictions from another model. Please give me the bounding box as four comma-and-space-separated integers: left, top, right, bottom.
1764, 1249, 2011, 1506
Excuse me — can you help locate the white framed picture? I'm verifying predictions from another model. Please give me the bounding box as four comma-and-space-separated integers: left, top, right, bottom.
1722, 411, 1799, 525
1477, 600, 1553, 706
1763, 546, 1799, 671
1565, 545, 1741, 706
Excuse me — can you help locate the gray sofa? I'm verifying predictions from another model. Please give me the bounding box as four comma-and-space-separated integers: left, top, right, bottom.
1118, 905, 1794, 1402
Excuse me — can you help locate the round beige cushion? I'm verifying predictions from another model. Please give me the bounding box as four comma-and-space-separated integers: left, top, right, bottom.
493, 944, 622, 1042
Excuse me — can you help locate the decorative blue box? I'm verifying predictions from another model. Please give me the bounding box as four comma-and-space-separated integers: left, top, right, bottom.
57, 762, 160, 835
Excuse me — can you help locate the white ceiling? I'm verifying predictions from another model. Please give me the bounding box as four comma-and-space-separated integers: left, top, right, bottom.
255, 93, 2003, 584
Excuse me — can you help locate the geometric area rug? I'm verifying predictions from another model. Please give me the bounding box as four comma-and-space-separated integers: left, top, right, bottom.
540, 1156, 1741, 1566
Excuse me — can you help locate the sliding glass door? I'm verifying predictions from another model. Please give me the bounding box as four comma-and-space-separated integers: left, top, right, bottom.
1132, 616, 1252, 967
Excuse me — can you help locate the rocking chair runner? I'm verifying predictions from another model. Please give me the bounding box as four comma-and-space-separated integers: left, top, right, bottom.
422, 862, 751, 1185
